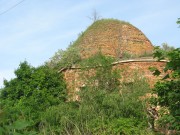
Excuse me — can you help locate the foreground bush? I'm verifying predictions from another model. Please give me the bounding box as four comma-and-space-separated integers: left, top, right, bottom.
39, 74, 152, 134
0, 61, 67, 134
151, 48, 180, 131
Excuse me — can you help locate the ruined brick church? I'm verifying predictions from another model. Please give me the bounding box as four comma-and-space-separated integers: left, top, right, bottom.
60, 19, 166, 100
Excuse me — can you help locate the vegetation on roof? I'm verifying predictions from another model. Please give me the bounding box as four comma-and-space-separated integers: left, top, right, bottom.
48, 18, 153, 70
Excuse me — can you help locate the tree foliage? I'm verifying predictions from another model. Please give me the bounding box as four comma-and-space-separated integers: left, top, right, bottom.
47, 43, 81, 70
79, 53, 121, 92
0, 61, 67, 134
153, 43, 175, 61
177, 18, 180, 26
151, 47, 180, 131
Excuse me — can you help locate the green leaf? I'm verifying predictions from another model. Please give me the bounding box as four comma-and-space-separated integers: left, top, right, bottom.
177, 18, 180, 25
12, 119, 31, 130
153, 46, 165, 60
149, 67, 161, 76
0, 127, 5, 134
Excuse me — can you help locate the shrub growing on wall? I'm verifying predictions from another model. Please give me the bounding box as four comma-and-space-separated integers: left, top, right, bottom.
40, 53, 152, 134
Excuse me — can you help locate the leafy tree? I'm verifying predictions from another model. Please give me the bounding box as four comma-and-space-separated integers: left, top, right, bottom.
152, 44, 174, 63
151, 47, 180, 130
0, 61, 67, 133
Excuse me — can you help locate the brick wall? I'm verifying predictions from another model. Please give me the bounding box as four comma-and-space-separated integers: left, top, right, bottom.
62, 59, 167, 100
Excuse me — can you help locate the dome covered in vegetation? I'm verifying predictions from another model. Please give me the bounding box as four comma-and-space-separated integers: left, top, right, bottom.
73, 19, 154, 59
48, 19, 154, 70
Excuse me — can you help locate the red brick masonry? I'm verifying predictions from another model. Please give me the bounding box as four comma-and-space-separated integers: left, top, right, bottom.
61, 59, 167, 100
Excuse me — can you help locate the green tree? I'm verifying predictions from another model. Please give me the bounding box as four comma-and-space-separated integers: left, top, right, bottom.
0, 61, 67, 133
151, 48, 180, 130
152, 44, 174, 63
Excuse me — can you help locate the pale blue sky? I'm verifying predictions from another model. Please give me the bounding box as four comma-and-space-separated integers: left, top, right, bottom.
0, 0, 180, 87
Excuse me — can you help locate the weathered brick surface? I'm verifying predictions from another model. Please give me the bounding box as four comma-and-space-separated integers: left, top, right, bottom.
62, 20, 164, 99
77, 20, 154, 59
63, 60, 166, 100
113, 61, 166, 86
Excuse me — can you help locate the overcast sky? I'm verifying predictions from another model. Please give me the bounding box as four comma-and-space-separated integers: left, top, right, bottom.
0, 0, 179, 87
